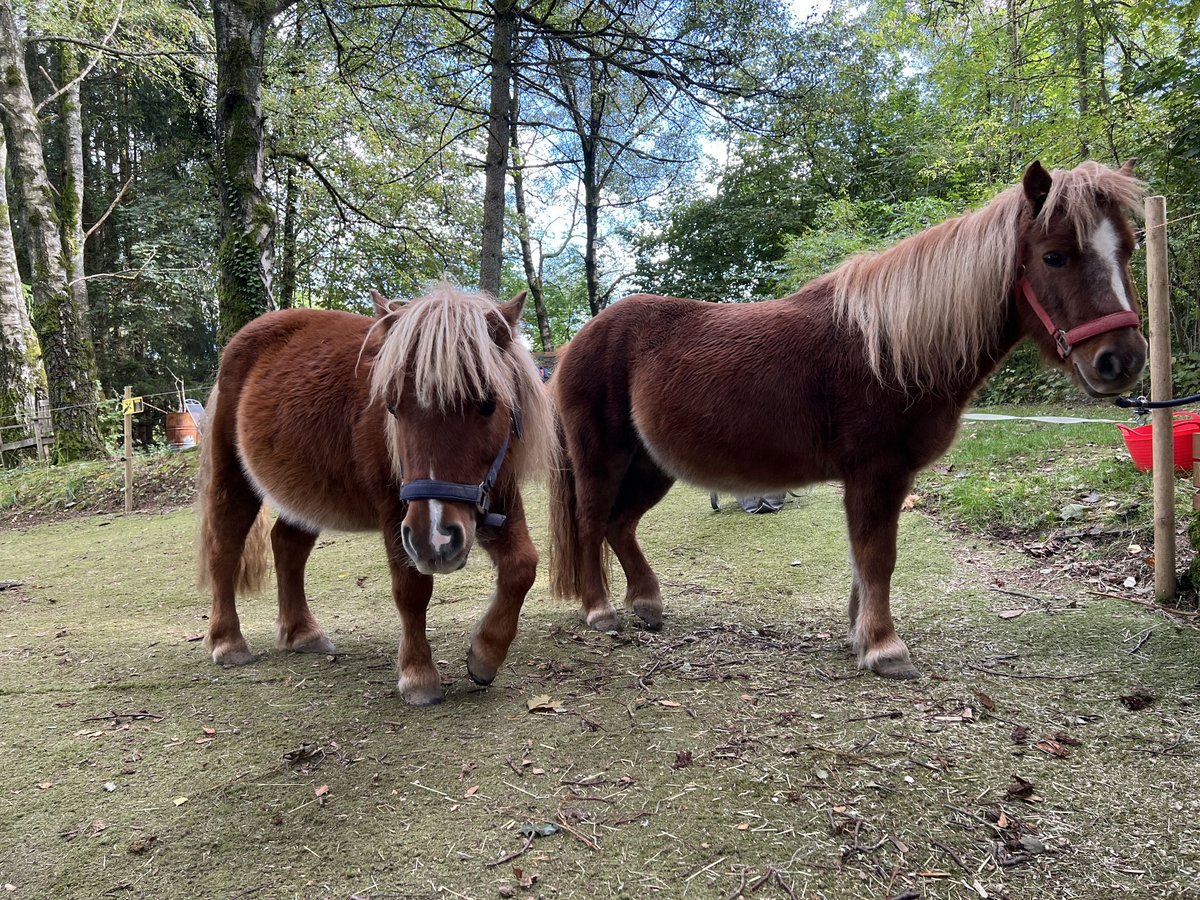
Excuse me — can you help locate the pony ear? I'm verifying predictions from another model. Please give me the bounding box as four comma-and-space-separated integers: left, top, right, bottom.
370, 289, 394, 319
487, 291, 527, 348
1022, 161, 1052, 216
1119, 157, 1137, 175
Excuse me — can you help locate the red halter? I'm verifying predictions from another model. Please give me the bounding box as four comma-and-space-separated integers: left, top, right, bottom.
1015, 275, 1141, 360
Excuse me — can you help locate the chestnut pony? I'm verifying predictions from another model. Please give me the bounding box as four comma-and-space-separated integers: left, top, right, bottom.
550, 160, 1147, 679
196, 284, 555, 705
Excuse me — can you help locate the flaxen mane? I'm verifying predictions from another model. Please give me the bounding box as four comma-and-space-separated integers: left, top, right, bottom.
368, 282, 555, 480
829, 161, 1145, 387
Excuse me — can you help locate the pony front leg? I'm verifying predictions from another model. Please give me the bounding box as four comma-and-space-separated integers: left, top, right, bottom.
843, 468, 919, 679
387, 556, 441, 706
467, 500, 537, 685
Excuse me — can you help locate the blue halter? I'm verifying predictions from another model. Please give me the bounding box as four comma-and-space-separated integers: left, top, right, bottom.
390, 404, 523, 530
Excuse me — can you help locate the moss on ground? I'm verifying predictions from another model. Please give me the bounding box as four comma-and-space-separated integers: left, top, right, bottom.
1, 485, 1198, 898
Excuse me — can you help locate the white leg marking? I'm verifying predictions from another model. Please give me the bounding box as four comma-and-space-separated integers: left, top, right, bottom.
1090, 219, 1131, 311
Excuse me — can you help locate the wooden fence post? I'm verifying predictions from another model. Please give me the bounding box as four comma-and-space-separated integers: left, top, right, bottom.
1146, 196, 1174, 600
124, 385, 133, 514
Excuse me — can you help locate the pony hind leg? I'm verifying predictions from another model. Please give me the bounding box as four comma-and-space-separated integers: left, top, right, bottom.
606, 450, 675, 630
272, 518, 336, 655
466, 494, 537, 686
200, 459, 268, 667
843, 465, 919, 679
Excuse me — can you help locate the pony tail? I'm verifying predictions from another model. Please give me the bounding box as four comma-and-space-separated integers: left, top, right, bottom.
548, 417, 608, 601
194, 384, 272, 596
236, 507, 272, 594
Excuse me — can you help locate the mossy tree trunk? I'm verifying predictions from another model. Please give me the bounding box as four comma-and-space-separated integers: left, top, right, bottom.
0, 130, 43, 459
213, 0, 297, 345
0, 0, 103, 462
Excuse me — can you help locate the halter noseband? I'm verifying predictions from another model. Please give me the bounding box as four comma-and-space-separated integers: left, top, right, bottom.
390, 404, 523, 530
1015, 265, 1141, 360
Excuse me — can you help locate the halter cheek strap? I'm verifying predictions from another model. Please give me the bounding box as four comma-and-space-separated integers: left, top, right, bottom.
393, 406, 523, 530
1015, 273, 1141, 360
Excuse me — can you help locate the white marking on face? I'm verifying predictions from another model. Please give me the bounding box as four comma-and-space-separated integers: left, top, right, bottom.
425, 468, 453, 551
1090, 219, 1131, 311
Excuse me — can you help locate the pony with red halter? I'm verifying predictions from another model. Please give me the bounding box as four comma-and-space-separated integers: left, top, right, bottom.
196, 283, 555, 705
549, 160, 1146, 679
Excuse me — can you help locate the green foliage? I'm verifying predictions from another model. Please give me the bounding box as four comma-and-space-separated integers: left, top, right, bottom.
918, 411, 1152, 539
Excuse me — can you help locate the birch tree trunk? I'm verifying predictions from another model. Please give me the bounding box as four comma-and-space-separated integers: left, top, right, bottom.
479, 0, 515, 296
60, 48, 90, 337
0, 131, 41, 455
0, 0, 104, 461
213, 0, 296, 344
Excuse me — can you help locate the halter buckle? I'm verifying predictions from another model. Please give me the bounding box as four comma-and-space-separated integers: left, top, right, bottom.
1054, 331, 1072, 358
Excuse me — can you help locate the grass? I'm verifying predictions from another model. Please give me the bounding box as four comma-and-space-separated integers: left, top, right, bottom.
2, 461, 1200, 899
918, 405, 1162, 546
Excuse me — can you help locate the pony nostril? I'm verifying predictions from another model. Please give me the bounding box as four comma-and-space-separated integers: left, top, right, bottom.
438, 523, 465, 557
1095, 351, 1122, 381
401, 524, 414, 550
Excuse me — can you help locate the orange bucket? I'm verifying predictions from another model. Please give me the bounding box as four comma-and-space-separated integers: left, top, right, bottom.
1116, 412, 1200, 471
166, 411, 200, 449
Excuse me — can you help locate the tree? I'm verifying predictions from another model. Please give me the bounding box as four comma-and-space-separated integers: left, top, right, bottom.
0, 0, 104, 461
213, 0, 297, 345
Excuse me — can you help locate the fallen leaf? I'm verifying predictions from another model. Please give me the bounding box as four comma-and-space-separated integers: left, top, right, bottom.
315, 785, 330, 797
972, 690, 996, 711
36, 782, 53, 790
127, 835, 157, 855
1005, 776, 1036, 800
530, 767, 545, 776
735, 822, 750, 831
996, 812, 1009, 829
657, 699, 682, 708
998, 609, 1026, 620
672, 750, 693, 770
526, 695, 566, 713
1034, 738, 1070, 759
1119, 687, 1156, 711
464, 785, 479, 798
518, 822, 558, 838
1011, 725, 1029, 744
202, 727, 216, 736
173, 796, 188, 806
902, 493, 921, 510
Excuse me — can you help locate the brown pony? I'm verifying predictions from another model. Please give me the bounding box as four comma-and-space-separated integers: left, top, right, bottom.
196, 283, 555, 705
549, 160, 1147, 679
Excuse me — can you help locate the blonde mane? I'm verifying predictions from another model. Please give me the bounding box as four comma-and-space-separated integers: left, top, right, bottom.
828, 161, 1145, 388
368, 282, 556, 481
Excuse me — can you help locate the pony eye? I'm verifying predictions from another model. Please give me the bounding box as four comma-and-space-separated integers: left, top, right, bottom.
1042, 251, 1066, 268
478, 397, 497, 417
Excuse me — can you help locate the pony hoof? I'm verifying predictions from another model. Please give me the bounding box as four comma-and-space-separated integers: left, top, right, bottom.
466, 650, 498, 686
869, 656, 920, 680
398, 673, 445, 707
280, 632, 336, 655
211, 640, 255, 667
585, 608, 622, 633
632, 599, 663, 631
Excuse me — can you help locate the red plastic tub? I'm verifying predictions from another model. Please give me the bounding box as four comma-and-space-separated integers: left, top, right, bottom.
1116, 412, 1200, 471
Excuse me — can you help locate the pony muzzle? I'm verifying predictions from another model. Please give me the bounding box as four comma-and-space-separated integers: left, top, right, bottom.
1072, 332, 1147, 398
400, 504, 475, 574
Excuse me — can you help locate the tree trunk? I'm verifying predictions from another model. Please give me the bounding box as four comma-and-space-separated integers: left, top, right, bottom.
1074, 0, 1089, 160
60, 48, 89, 338
508, 76, 552, 350
278, 159, 296, 308
0, 0, 104, 462
479, 0, 516, 296
213, 0, 296, 344
0, 130, 41, 459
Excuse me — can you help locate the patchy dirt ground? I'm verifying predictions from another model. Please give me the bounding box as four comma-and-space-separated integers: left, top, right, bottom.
1, 484, 1198, 899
